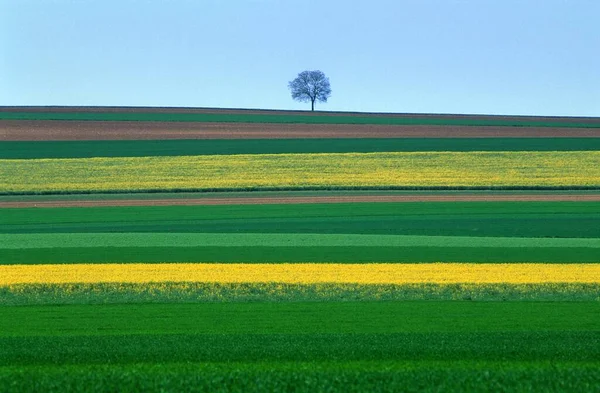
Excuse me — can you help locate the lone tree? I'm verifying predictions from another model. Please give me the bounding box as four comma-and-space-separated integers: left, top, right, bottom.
288, 70, 331, 111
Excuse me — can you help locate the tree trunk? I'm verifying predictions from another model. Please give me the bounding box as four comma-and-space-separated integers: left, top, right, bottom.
311, 99, 315, 111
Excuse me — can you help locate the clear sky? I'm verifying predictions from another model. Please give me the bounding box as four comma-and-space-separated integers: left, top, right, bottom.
1, 0, 599, 116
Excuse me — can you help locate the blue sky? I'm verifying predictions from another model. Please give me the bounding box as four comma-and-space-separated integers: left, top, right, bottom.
1, 0, 599, 116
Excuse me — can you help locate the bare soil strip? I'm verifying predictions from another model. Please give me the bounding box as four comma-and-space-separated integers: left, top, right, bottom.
2, 121, 599, 141
2, 194, 600, 208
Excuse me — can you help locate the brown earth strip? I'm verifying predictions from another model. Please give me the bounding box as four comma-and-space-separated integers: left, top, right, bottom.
2, 121, 599, 141
3, 106, 600, 124
2, 194, 600, 208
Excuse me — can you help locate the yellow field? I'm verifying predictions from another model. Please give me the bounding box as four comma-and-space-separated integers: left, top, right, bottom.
2, 263, 600, 285
2, 151, 600, 193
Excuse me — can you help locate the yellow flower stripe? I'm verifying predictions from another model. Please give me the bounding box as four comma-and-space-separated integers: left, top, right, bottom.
2, 151, 600, 193
2, 263, 600, 285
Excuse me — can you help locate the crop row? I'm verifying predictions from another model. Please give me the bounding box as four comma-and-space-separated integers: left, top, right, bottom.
2, 263, 600, 285
4, 302, 599, 336
4, 361, 600, 393
5, 233, 600, 248
3, 201, 599, 238
4, 138, 600, 159
3, 282, 599, 305
3, 151, 600, 194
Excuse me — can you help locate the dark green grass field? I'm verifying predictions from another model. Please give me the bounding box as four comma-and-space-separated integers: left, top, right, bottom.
3, 201, 599, 237
3, 244, 600, 264
8, 302, 597, 336
1, 302, 599, 392
3, 202, 599, 263
4, 138, 600, 158
3, 110, 600, 127
2, 360, 599, 393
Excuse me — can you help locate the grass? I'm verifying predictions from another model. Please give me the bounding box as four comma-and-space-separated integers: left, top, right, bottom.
3, 151, 600, 194
4, 138, 600, 159
3, 301, 598, 336
2, 282, 599, 305
2, 233, 599, 264
3, 202, 600, 238
3, 331, 599, 364
4, 233, 600, 249
2, 361, 599, 393
3, 248, 600, 265
2, 301, 599, 389
2, 110, 600, 127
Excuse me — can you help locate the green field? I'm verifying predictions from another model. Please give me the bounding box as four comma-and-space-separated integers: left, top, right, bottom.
3, 202, 599, 238
3, 302, 597, 336
2, 110, 600, 127
4, 151, 600, 195
2, 361, 599, 393
3, 108, 600, 391
1, 302, 598, 392
4, 138, 600, 159
3, 202, 599, 264
3, 233, 600, 264
5, 244, 600, 264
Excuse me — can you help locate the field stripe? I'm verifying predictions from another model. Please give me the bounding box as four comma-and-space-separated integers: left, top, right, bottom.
3, 282, 599, 305
3, 233, 600, 249
2, 111, 600, 128
3, 151, 600, 194
3, 138, 600, 159
2, 193, 600, 208
2, 263, 600, 285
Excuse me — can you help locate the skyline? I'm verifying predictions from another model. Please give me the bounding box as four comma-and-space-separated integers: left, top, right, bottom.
2, 0, 599, 117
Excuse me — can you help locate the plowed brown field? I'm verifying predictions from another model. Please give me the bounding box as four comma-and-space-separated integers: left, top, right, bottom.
2, 107, 600, 140
2, 120, 599, 141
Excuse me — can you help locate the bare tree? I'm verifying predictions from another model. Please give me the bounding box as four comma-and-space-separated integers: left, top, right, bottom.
288, 70, 331, 111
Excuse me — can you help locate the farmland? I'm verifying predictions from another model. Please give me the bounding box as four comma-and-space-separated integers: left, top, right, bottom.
1, 107, 599, 392
4, 152, 600, 194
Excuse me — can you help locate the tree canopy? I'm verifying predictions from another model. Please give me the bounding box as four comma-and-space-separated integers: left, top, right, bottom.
288, 70, 332, 111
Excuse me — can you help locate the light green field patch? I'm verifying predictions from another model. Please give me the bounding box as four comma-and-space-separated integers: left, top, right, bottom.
3, 233, 600, 249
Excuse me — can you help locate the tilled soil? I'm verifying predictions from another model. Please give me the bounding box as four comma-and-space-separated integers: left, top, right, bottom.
2, 194, 600, 208
2, 121, 599, 141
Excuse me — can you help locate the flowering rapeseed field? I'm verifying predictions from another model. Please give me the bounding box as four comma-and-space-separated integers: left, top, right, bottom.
2, 151, 599, 193
2, 263, 599, 285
